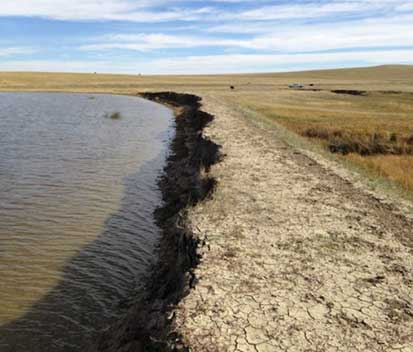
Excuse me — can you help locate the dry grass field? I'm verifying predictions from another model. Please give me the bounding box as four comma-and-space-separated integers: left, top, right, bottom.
1, 65, 413, 193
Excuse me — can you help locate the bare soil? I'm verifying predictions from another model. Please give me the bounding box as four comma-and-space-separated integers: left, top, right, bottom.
173, 94, 413, 352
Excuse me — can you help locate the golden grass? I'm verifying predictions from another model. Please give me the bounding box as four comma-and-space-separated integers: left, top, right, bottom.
347, 154, 413, 191
1, 65, 413, 194
302, 128, 413, 156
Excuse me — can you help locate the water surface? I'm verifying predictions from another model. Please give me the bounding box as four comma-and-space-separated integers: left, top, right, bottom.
0, 93, 174, 351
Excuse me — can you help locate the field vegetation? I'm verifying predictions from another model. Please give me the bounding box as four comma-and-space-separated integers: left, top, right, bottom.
105, 112, 122, 120
1, 65, 413, 193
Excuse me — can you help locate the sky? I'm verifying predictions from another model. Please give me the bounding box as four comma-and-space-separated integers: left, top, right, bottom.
0, 0, 413, 74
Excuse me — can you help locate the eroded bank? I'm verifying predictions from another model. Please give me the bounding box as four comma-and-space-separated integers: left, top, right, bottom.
90, 92, 222, 352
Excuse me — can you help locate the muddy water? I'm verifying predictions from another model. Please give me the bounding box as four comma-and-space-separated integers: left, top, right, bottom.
0, 93, 174, 351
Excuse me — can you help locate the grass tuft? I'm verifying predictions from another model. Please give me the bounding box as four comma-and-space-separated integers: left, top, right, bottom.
347, 154, 413, 190
302, 128, 413, 156
105, 112, 122, 120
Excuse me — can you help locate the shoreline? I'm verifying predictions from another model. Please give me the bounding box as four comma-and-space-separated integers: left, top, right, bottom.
1, 68, 413, 351
90, 92, 222, 352
1, 89, 411, 351
170, 95, 413, 351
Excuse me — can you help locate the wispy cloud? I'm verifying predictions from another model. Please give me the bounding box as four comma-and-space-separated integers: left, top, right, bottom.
80, 33, 246, 52
1, 49, 412, 74
242, 15, 413, 52
140, 49, 413, 74
0, 0, 215, 22
80, 13, 413, 54
228, 2, 372, 21
0, 47, 35, 58
1, 0, 412, 22
1, 0, 413, 73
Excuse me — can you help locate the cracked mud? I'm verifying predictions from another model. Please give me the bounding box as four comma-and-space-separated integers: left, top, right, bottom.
173, 95, 413, 352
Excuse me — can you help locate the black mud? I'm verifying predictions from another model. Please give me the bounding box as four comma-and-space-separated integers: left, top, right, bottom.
89, 92, 222, 352
331, 89, 368, 96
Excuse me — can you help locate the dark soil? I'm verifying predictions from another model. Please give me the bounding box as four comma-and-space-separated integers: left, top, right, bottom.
303, 128, 413, 156
331, 90, 368, 96
89, 92, 222, 352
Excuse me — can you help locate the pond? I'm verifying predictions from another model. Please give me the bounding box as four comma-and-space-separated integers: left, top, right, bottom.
0, 93, 174, 351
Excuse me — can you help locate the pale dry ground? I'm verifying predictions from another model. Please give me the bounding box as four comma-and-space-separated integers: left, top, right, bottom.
175, 95, 413, 352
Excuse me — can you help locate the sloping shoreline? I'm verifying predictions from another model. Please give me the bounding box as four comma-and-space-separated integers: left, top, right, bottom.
90, 92, 222, 352
171, 95, 413, 351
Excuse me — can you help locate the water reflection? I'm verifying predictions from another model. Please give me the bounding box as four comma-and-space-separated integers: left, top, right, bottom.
0, 93, 174, 351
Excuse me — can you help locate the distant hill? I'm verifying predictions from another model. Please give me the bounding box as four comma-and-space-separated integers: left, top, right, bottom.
271, 65, 413, 81
1, 64, 412, 93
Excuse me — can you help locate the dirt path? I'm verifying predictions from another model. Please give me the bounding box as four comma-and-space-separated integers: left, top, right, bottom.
173, 94, 413, 352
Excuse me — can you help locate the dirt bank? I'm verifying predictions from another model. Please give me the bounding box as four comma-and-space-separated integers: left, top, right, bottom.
91, 92, 413, 352
89, 92, 221, 352
173, 94, 413, 351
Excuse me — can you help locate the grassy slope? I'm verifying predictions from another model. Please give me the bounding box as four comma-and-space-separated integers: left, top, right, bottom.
1, 65, 413, 193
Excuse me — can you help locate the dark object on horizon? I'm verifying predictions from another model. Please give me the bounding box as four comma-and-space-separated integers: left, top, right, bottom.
309, 83, 314, 86
289, 83, 304, 89
230, 86, 235, 90
331, 89, 367, 96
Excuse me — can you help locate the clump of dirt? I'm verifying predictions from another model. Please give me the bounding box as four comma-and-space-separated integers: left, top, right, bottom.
385, 298, 413, 323
303, 127, 343, 140
107, 112, 121, 119
379, 90, 413, 95
302, 128, 413, 156
331, 89, 368, 96
328, 133, 413, 155
89, 92, 222, 352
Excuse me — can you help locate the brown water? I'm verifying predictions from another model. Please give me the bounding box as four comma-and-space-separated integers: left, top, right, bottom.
0, 93, 174, 351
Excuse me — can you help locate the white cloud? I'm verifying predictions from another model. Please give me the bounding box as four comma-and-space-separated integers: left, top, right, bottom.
79, 13, 413, 54
244, 16, 413, 52
2, 0, 413, 74
1, 49, 412, 74
0, 0, 214, 22
216, 0, 413, 22
0, 60, 116, 72
397, 3, 413, 11
231, 2, 370, 21
0, 0, 134, 20
141, 50, 413, 74
1, 0, 412, 22
80, 33, 247, 51
0, 47, 34, 57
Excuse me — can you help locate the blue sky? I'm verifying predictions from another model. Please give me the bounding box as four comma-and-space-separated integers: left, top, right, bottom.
1, 0, 413, 74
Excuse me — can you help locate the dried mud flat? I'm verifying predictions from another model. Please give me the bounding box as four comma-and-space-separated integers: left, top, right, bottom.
173, 94, 413, 352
